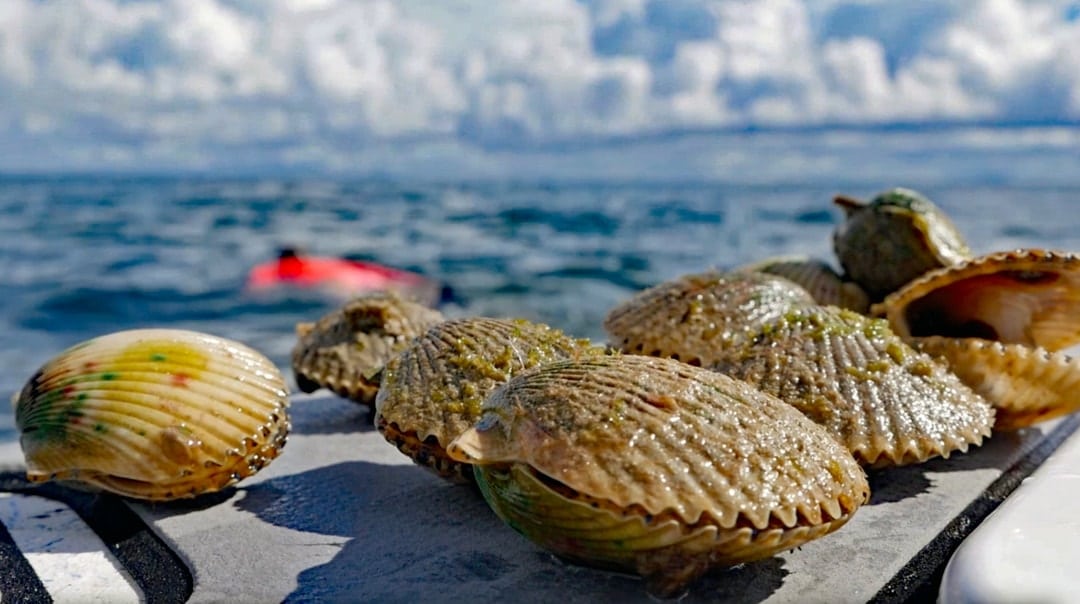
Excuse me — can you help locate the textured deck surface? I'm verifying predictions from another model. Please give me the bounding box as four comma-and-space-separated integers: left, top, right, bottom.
2, 394, 1077, 603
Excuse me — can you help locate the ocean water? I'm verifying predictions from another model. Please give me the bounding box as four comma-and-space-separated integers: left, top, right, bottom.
3, 176, 1080, 447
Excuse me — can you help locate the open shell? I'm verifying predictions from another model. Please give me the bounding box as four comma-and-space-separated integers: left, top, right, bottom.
833, 188, 971, 301
873, 249, 1080, 352
14, 329, 290, 500
448, 354, 869, 599
914, 336, 1080, 431
740, 255, 870, 313
374, 317, 603, 483
603, 271, 816, 367
714, 306, 995, 467
291, 292, 444, 406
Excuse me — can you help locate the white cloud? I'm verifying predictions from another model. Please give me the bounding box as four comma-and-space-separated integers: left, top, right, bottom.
0, 0, 1078, 175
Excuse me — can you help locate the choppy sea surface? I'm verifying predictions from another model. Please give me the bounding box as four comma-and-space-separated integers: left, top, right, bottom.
3, 176, 1080, 447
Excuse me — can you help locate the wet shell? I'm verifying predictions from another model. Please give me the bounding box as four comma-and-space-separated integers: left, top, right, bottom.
833, 188, 972, 301
714, 306, 995, 467
291, 292, 445, 407
374, 317, 603, 483
447, 354, 869, 599
740, 255, 870, 313
14, 329, 290, 500
603, 271, 816, 367
873, 249, 1080, 352
914, 336, 1080, 431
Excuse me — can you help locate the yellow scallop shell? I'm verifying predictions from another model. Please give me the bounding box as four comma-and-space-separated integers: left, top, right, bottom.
740, 255, 870, 313
374, 317, 603, 483
448, 354, 869, 599
14, 328, 290, 500
291, 292, 445, 406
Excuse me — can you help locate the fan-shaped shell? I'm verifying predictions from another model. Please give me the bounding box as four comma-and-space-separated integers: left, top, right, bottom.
833, 188, 971, 301
603, 271, 816, 367
14, 329, 290, 500
714, 306, 995, 467
374, 317, 603, 483
448, 354, 868, 599
740, 255, 870, 313
914, 336, 1080, 431
873, 249, 1080, 352
291, 292, 444, 406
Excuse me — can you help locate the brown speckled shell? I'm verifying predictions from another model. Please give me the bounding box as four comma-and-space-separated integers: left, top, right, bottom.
603, 271, 816, 367
874, 249, 1080, 352
290, 292, 444, 406
741, 256, 870, 313
714, 306, 995, 467
914, 336, 1080, 431
448, 354, 868, 599
374, 317, 603, 483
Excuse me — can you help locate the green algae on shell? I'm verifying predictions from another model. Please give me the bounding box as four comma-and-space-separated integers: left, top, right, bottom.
447, 354, 869, 599
603, 270, 816, 367
833, 188, 972, 301
714, 306, 995, 467
291, 291, 445, 407
374, 317, 604, 483
14, 328, 290, 501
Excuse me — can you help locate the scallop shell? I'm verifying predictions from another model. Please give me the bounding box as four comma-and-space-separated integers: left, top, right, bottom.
447, 354, 869, 598
291, 292, 445, 406
374, 317, 603, 483
833, 188, 971, 301
740, 255, 870, 313
14, 329, 290, 500
714, 306, 995, 467
603, 271, 816, 367
873, 249, 1080, 352
914, 336, 1080, 431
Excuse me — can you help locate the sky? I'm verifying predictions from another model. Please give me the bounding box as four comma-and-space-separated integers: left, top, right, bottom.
2, 0, 1080, 181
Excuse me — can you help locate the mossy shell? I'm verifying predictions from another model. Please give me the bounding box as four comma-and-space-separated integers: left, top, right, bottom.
603, 271, 816, 367
448, 355, 869, 598
715, 306, 995, 467
291, 292, 444, 406
14, 329, 290, 500
740, 255, 870, 313
374, 317, 603, 483
914, 336, 1080, 431
833, 188, 971, 301
873, 249, 1080, 352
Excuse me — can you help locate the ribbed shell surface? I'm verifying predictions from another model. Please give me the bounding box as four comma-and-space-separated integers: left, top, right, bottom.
915, 336, 1080, 431
449, 354, 868, 532
603, 271, 816, 367
14, 329, 290, 500
741, 256, 870, 313
715, 307, 995, 467
873, 249, 1080, 352
374, 317, 602, 481
291, 292, 445, 406
832, 189, 971, 301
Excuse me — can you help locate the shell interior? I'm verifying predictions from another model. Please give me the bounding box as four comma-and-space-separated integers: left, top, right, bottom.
875, 249, 1080, 352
